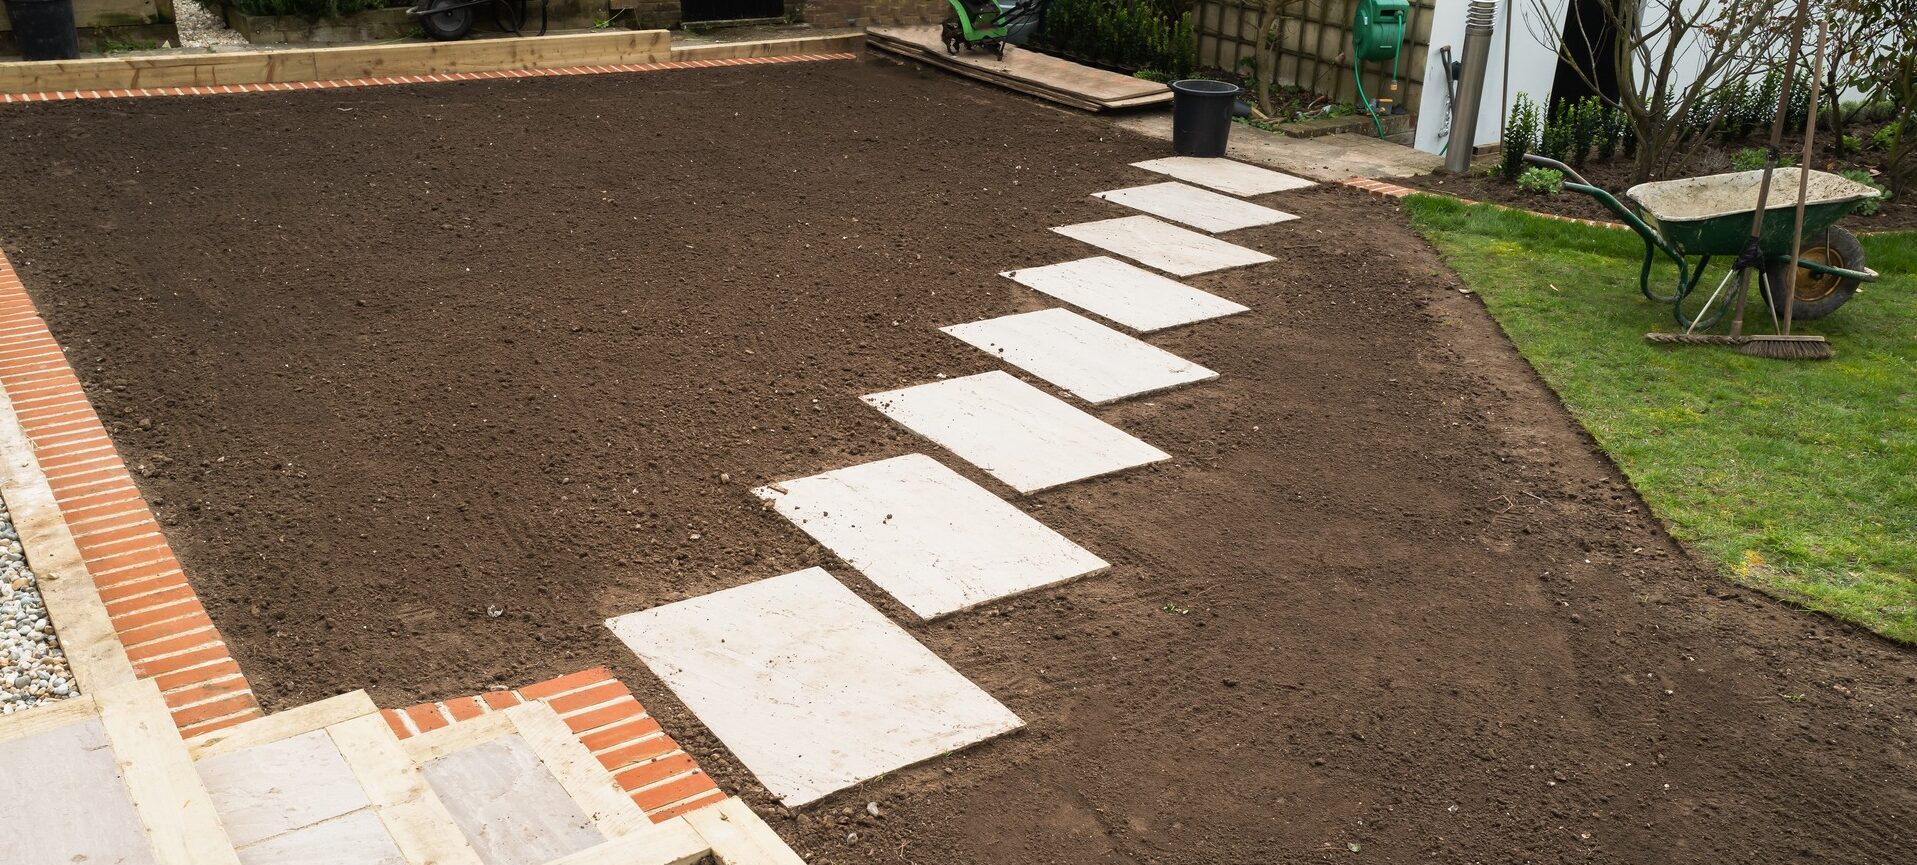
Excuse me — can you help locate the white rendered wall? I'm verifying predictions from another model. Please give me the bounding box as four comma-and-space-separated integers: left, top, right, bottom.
1414, 0, 1571, 155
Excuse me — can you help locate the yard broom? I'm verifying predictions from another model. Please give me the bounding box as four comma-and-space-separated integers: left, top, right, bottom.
1740, 18, 1835, 361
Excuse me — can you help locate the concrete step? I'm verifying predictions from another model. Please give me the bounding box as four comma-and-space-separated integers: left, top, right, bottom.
0, 678, 244, 865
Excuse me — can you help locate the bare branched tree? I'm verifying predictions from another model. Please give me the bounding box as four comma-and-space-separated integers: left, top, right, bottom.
1529, 0, 1795, 182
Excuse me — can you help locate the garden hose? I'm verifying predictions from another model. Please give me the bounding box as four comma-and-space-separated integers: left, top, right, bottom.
1350, 2, 1407, 139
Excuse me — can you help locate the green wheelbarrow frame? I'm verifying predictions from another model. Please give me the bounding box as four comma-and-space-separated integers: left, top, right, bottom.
1522, 155, 1880, 326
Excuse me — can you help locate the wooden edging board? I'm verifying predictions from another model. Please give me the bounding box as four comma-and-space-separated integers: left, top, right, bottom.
0, 29, 673, 95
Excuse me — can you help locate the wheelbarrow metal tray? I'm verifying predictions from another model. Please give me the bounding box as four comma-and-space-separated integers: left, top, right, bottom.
1625, 168, 1879, 256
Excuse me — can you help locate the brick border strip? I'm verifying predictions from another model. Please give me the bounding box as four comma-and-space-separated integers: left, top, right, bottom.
1339, 176, 1632, 232
0, 250, 261, 736
0, 53, 858, 103
383, 666, 728, 822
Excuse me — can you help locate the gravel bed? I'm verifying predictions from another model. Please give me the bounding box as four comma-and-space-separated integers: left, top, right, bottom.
172, 0, 249, 49
0, 496, 74, 714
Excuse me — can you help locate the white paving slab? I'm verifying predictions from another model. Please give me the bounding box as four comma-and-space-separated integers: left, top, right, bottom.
1092, 181, 1298, 232
605, 567, 1025, 807
5, 717, 156, 864
236, 810, 408, 865
1000, 256, 1249, 331
751, 453, 1106, 617
1052, 215, 1275, 276
942, 308, 1218, 404
197, 728, 374, 850
422, 734, 605, 865
1131, 155, 1318, 196
863, 371, 1168, 493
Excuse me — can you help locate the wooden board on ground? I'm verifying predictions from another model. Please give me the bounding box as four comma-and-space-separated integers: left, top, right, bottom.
865, 25, 1170, 112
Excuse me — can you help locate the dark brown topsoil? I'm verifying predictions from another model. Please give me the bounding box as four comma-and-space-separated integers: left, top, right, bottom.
2, 57, 1913, 864
1400, 149, 1917, 232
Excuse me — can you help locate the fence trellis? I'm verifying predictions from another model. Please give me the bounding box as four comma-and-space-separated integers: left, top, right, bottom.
1194, 0, 1437, 112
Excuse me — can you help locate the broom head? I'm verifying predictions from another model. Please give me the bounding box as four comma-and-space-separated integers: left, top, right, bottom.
1738, 334, 1833, 360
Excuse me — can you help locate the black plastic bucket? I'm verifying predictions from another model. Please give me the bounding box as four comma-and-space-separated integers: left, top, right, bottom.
5, 0, 81, 61
1169, 79, 1240, 158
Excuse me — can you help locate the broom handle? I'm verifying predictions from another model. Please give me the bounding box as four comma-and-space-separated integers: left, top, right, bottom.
1731, 0, 1806, 338
1782, 21, 1828, 338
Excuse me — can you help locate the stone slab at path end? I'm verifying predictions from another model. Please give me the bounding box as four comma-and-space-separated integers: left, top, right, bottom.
1129, 156, 1318, 196
1052, 215, 1275, 276
1093, 181, 1299, 231
942, 308, 1218, 404
863, 370, 1170, 493
750, 453, 1107, 618
1000, 256, 1249, 332
605, 568, 1025, 807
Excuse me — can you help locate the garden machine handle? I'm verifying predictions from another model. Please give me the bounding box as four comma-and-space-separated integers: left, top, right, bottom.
1523, 153, 1692, 301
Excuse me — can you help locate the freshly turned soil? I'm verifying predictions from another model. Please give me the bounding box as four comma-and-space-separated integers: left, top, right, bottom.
1399, 153, 1917, 232
2, 57, 1914, 864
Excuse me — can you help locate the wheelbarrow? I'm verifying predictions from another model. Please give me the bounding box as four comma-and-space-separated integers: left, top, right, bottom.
1523, 155, 1881, 327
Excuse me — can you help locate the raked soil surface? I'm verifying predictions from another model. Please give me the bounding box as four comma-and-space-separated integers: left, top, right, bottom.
1, 56, 1912, 864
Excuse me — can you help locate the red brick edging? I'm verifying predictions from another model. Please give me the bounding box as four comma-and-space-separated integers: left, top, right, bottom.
0, 52, 859, 103
0, 250, 261, 735
1339, 176, 1631, 231
383, 666, 727, 822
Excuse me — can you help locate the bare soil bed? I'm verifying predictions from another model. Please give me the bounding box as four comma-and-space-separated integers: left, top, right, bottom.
2, 57, 1914, 863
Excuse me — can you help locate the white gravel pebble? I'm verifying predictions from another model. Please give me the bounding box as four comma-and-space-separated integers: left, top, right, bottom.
172, 0, 249, 49
0, 497, 77, 713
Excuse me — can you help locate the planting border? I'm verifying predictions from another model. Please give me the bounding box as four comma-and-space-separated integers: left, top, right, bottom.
1339, 176, 1630, 231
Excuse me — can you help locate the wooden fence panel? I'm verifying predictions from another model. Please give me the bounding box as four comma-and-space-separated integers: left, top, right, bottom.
1194, 0, 1436, 111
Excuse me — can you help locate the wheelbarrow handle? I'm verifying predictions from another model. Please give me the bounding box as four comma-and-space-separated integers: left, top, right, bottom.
1520, 153, 1592, 188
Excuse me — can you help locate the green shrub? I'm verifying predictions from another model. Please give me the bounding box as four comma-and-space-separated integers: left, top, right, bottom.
1597, 104, 1626, 160
1539, 112, 1573, 162
1729, 146, 1795, 172
1567, 96, 1602, 166
1517, 166, 1564, 195
1840, 169, 1889, 215
1838, 134, 1864, 154
1872, 119, 1903, 151
1031, 0, 1195, 77
1500, 93, 1540, 179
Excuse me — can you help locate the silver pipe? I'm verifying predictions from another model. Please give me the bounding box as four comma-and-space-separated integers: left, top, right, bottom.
1445, 0, 1497, 174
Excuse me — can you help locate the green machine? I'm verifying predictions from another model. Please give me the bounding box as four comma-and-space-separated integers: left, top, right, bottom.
1350, 0, 1409, 137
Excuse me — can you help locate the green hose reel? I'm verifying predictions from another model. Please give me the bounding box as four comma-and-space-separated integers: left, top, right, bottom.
1351, 0, 1408, 137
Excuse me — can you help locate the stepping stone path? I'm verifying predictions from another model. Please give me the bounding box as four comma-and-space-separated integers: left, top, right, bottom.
606, 568, 1026, 807
1093, 181, 1298, 232
863, 370, 1169, 493
943, 307, 1218, 404
1000, 256, 1248, 332
1130, 155, 1318, 196
752, 453, 1107, 618
1052, 214, 1275, 275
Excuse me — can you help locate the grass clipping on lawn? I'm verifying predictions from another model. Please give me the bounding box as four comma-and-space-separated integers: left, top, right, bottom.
1406, 195, 1917, 643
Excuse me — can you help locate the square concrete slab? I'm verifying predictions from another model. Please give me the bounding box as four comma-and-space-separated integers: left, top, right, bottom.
1092, 181, 1298, 232
605, 567, 1025, 807
750, 453, 1107, 617
942, 308, 1218, 404
1000, 256, 1249, 332
421, 734, 605, 865
3, 717, 156, 864
235, 810, 407, 865
197, 728, 374, 849
1130, 156, 1317, 196
863, 371, 1169, 493
1052, 215, 1275, 276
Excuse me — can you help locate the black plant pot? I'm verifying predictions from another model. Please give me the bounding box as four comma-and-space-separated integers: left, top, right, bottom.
5, 0, 81, 61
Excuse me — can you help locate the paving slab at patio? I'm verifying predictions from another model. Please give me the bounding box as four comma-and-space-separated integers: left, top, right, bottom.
862, 370, 1169, 493
942, 308, 1218, 403
750, 453, 1106, 618
605, 567, 1025, 807
999, 256, 1250, 332
1129, 155, 1320, 195
1093, 181, 1299, 231
1053, 215, 1275, 275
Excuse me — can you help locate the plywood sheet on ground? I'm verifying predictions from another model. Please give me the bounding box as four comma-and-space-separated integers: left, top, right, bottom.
750, 453, 1106, 617
865, 25, 1170, 112
999, 256, 1249, 331
605, 568, 1024, 807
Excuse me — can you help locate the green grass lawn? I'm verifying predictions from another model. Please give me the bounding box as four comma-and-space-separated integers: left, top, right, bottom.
1406, 195, 1917, 643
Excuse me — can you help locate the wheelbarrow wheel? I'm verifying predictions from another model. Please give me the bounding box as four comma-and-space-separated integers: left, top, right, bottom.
417, 0, 474, 41
1763, 226, 1865, 321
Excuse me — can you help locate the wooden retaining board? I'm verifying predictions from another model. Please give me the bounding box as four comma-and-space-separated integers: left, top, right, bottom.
0, 29, 673, 95
865, 25, 1170, 112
